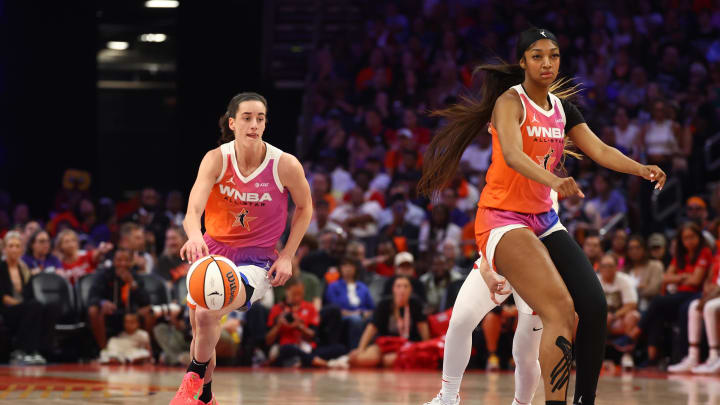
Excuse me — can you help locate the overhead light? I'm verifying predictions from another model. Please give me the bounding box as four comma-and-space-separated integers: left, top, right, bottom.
140, 33, 167, 43
145, 0, 179, 8
107, 41, 129, 50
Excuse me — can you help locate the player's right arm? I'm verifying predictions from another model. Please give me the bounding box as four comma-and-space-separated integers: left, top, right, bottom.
181, 148, 222, 263
493, 91, 583, 198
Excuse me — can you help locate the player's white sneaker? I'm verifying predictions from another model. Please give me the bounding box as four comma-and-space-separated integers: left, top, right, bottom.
667, 356, 699, 373
423, 393, 460, 405
692, 357, 720, 374
621, 353, 634, 369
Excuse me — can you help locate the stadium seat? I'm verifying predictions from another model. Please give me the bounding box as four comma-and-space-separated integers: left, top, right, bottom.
75, 273, 101, 315
29, 273, 84, 330
137, 273, 171, 305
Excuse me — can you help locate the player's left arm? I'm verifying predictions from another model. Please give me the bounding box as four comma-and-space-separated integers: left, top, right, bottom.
269, 153, 313, 287
568, 124, 666, 190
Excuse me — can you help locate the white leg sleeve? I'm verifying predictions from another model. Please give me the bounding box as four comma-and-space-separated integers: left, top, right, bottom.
440, 267, 509, 401
703, 297, 720, 348
512, 312, 543, 404
688, 299, 702, 344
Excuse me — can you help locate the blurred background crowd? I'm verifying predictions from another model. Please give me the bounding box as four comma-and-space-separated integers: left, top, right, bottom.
2, 0, 720, 373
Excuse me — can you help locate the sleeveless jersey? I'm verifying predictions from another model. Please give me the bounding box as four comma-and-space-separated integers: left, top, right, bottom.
204, 141, 288, 249
479, 84, 566, 214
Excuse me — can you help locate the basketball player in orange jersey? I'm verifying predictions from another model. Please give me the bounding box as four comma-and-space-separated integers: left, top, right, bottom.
169, 92, 312, 405
418, 28, 665, 405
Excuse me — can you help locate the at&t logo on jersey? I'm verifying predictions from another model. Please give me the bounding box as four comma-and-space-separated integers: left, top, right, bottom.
219, 184, 273, 202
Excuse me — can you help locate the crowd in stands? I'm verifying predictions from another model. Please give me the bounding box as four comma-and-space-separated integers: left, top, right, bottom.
2, 0, 720, 373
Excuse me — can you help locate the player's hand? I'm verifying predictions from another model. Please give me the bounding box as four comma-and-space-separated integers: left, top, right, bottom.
476, 257, 511, 305
551, 176, 585, 198
639, 165, 667, 190
181, 237, 209, 263
268, 256, 293, 287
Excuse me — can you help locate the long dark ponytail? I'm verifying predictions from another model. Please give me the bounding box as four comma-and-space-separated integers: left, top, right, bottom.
417, 63, 524, 197
218, 92, 268, 145
417, 61, 581, 197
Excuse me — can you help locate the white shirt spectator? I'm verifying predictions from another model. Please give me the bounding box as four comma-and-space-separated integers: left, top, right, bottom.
460, 143, 491, 172
613, 123, 640, 153
418, 221, 462, 255
369, 172, 391, 192
598, 271, 638, 313
329, 201, 383, 238
331, 167, 355, 194
306, 219, 344, 238
377, 201, 427, 228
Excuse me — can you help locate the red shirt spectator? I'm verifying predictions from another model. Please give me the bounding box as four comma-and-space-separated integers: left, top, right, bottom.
267, 281, 320, 347
671, 246, 713, 293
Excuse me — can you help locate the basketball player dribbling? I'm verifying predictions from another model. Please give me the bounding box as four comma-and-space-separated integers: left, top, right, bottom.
418, 28, 666, 405
170, 92, 312, 405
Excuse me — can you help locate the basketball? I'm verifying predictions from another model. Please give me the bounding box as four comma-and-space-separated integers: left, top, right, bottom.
186, 255, 240, 310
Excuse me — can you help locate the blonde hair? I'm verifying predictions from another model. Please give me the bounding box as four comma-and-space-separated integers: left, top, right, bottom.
3, 230, 22, 245
56, 229, 78, 252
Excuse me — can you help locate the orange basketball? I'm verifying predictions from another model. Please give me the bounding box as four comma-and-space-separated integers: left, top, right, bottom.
186, 255, 240, 310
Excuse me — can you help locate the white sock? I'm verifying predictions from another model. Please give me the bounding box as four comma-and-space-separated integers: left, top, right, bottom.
440, 267, 509, 402
512, 312, 542, 404
440, 374, 461, 403
710, 348, 719, 360
689, 345, 700, 361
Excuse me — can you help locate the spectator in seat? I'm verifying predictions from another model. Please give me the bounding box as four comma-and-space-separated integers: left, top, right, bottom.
668, 251, 720, 373
21, 221, 41, 247
684, 196, 716, 247
647, 232, 671, 267
585, 173, 627, 228
625, 235, 664, 312
300, 230, 346, 281
609, 228, 629, 268
329, 187, 383, 240
418, 205, 462, 258
22, 229, 61, 275
0, 231, 56, 365
630, 222, 712, 367
310, 172, 337, 214
87, 248, 152, 350
117, 222, 154, 274
420, 255, 463, 314
380, 194, 420, 256
598, 254, 640, 368
325, 257, 374, 349
153, 225, 190, 284
382, 252, 426, 302
56, 229, 113, 285
583, 233, 604, 271
99, 312, 152, 364
377, 182, 426, 229
266, 277, 344, 367
368, 239, 396, 278
349, 275, 429, 368
307, 199, 343, 239
165, 190, 185, 227
440, 187, 470, 228
130, 187, 169, 251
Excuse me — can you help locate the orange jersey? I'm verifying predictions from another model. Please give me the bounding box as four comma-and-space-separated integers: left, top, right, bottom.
204, 141, 288, 249
479, 84, 567, 214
